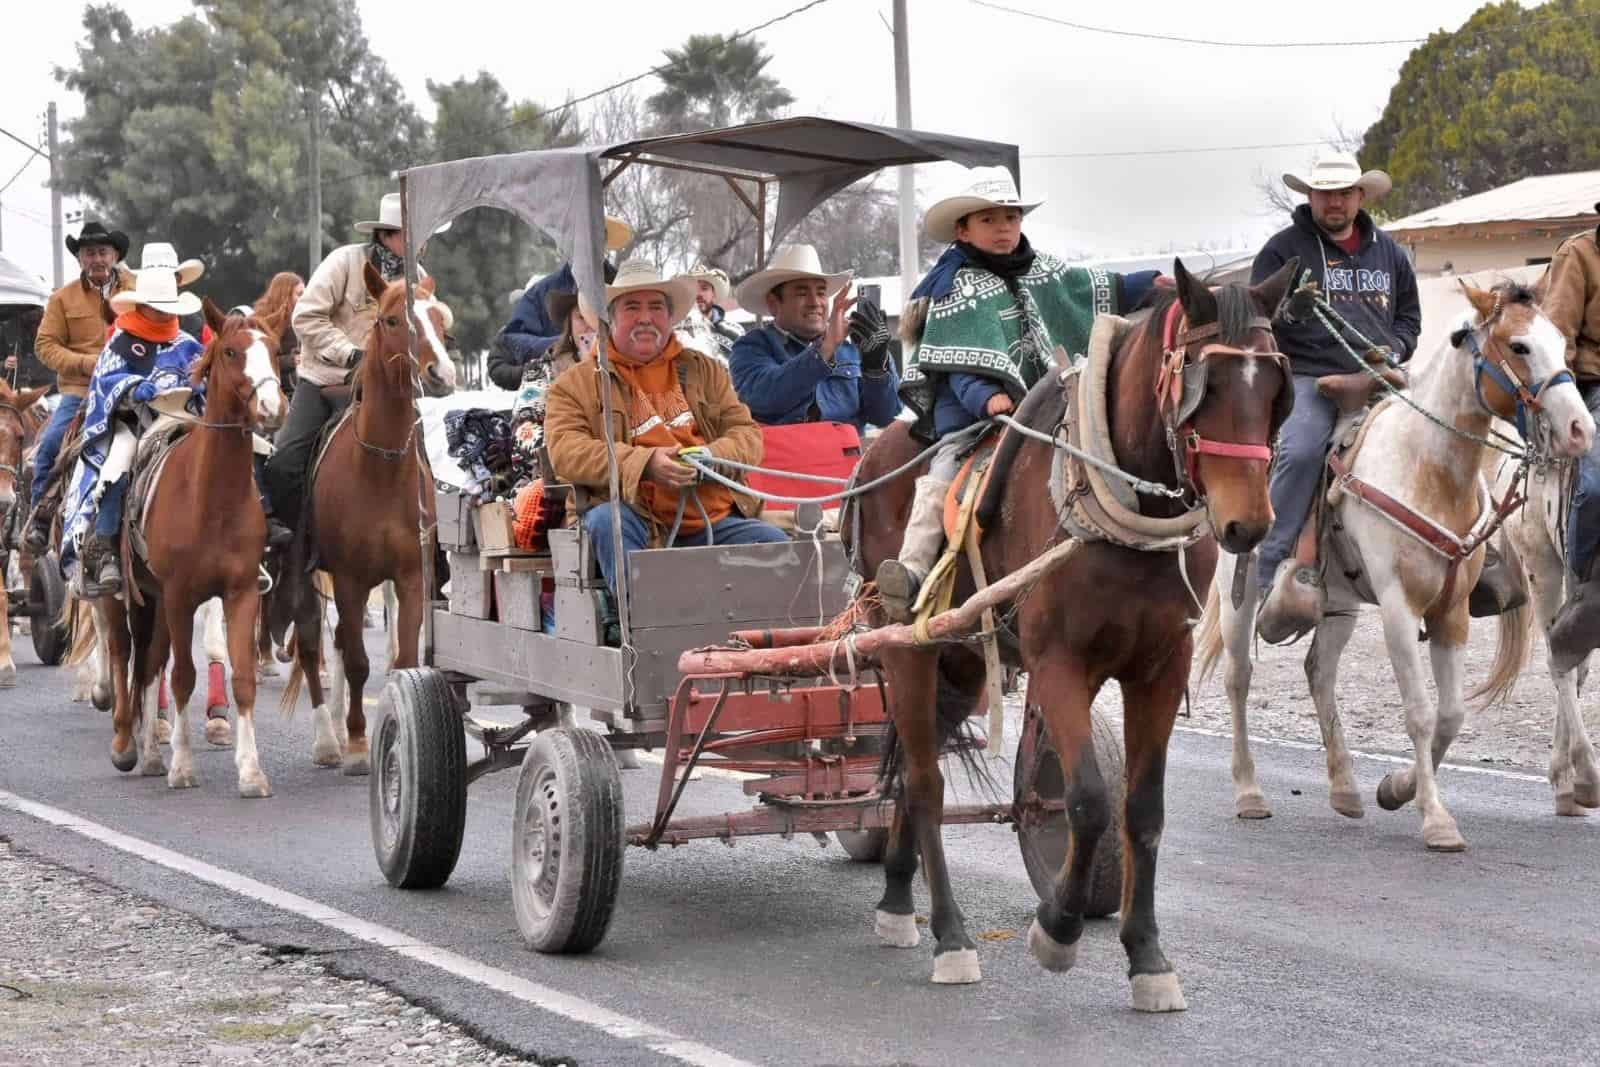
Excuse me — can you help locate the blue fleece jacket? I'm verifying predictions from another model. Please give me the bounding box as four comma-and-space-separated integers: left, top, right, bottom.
491, 264, 575, 388
729, 324, 901, 432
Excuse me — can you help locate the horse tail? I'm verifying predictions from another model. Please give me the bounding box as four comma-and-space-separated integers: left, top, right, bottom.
1194, 580, 1224, 687
877, 655, 998, 804
1468, 533, 1535, 708
62, 595, 96, 668
279, 654, 305, 719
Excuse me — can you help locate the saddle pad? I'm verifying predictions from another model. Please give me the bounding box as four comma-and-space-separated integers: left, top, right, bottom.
745, 421, 861, 511
943, 431, 1001, 543
127, 420, 192, 566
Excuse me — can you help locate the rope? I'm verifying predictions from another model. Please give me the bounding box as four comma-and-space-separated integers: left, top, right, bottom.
991, 413, 1189, 500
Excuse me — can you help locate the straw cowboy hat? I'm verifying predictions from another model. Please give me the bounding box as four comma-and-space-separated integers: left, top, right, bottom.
132, 241, 204, 287
1283, 152, 1392, 200
923, 166, 1043, 244
679, 263, 738, 310
604, 215, 633, 252
604, 259, 696, 324
733, 244, 852, 313
108, 254, 202, 316
354, 193, 454, 236
64, 221, 130, 260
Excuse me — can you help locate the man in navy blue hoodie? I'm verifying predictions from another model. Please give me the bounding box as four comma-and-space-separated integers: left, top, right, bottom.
1251, 153, 1421, 643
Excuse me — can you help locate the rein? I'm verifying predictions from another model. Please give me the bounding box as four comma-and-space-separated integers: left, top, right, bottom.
1155, 301, 1286, 500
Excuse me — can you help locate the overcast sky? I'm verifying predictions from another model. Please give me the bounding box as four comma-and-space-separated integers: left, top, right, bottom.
3, 0, 1498, 288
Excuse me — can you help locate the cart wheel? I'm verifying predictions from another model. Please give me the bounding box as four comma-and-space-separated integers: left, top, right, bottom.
834, 829, 888, 862
512, 726, 625, 954
1015, 708, 1124, 919
29, 552, 69, 667
369, 668, 467, 889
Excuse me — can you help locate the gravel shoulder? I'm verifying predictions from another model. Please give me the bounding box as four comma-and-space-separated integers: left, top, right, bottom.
0, 840, 550, 1067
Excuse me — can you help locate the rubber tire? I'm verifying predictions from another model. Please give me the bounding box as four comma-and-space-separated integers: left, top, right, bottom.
1015, 708, 1125, 919
511, 727, 625, 955
369, 668, 468, 889
834, 828, 888, 862
29, 552, 69, 667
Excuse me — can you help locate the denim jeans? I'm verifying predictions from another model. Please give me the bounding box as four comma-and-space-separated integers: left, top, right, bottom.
1568, 383, 1600, 577
580, 500, 788, 594
30, 393, 84, 506
1257, 375, 1339, 588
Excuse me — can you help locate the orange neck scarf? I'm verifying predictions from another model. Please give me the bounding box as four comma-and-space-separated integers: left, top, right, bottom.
114, 308, 180, 343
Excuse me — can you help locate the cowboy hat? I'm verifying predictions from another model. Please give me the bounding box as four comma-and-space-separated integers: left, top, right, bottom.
679, 263, 738, 311
923, 167, 1042, 244
733, 244, 852, 314
604, 259, 696, 324
64, 221, 129, 260
1283, 152, 1392, 200
604, 216, 633, 252
134, 242, 204, 287
108, 263, 202, 316
354, 193, 454, 236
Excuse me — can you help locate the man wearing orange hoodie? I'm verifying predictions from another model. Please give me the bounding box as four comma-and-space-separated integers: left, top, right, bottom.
543, 260, 785, 597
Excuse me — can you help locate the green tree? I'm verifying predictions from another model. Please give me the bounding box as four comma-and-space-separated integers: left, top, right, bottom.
1361, 0, 1600, 217
645, 34, 793, 133
419, 73, 577, 362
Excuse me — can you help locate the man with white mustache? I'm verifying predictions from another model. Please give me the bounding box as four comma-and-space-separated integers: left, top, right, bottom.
543, 260, 786, 603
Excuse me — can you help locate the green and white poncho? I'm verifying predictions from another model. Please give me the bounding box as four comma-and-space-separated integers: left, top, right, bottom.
899, 252, 1118, 439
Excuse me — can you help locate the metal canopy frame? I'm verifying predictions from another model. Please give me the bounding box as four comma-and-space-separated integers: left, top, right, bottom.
398, 116, 1021, 702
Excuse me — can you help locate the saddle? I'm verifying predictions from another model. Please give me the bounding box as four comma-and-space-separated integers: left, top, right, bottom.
123, 419, 193, 592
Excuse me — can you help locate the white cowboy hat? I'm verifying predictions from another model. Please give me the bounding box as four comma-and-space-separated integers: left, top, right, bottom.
354, 193, 454, 236
134, 242, 204, 287
109, 263, 202, 316
923, 167, 1043, 244
733, 244, 852, 314
604, 258, 697, 325
679, 263, 738, 310
1283, 152, 1392, 200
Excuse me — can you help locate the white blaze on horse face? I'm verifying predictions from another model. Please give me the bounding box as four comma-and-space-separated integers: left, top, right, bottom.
412, 299, 457, 392
244, 330, 284, 422
1520, 312, 1594, 457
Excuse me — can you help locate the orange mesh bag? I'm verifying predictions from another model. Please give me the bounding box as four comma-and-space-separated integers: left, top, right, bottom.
512, 480, 555, 551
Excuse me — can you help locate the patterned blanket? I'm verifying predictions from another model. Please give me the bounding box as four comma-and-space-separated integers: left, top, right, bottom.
62, 328, 203, 575
900, 253, 1115, 429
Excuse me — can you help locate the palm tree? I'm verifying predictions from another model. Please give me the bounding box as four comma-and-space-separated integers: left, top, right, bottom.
646, 35, 794, 133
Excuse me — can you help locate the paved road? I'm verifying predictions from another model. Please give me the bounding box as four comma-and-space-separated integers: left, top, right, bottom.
1, 632, 1597, 1066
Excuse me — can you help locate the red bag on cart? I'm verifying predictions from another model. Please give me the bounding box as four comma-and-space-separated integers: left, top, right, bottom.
745, 421, 862, 511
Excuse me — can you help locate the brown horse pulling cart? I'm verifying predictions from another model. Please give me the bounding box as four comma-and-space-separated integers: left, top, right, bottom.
370, 118, 1120, 955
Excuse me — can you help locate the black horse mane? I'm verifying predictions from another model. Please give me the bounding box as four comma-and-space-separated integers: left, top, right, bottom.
1449, 280, 1538, 348
1144, 277, 1261, 346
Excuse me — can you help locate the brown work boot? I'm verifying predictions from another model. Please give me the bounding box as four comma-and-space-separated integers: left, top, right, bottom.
82, 534, 123, 599
1468, 541, 1529, 618
1256, 564, 1324, 645
23, 511, 50, 555
1548, 567, 1600, 675
875, 559, 925, 625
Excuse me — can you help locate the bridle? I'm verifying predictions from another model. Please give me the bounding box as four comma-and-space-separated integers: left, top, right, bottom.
353, 308, 424, 463
1154, 301, 1291, 501
196, 335, 280, 435
1462, 295, 1574, 440
0, 402, 34, 481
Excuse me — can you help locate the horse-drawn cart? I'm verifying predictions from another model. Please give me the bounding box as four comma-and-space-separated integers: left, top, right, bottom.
370, 118, 1124, 953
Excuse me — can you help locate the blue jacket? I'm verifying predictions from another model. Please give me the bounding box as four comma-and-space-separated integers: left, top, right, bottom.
491, 264, 575, 389
1252, 205, 1421, 378
728, 324, 901, 432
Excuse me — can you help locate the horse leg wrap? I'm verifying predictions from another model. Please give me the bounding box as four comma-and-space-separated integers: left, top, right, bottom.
206, 661, 228, 714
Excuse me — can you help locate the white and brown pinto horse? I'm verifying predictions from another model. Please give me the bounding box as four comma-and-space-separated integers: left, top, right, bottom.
1200, 281, 1593, 849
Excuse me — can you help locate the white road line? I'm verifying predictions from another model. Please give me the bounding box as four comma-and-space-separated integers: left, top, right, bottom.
0, 790, 756, 1067
1173, 724, 1548, 784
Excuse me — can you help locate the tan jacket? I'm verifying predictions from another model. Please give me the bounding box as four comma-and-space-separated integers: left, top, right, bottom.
544, 346, 765, 522
292, 243, 429, 388
1544, 230, 1600, 384
35, 268, 133, 396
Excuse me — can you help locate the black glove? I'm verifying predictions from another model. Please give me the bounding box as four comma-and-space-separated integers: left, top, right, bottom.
347, 346, 364, 369
847, 302, 891, 374
1281, 282, 1320, 324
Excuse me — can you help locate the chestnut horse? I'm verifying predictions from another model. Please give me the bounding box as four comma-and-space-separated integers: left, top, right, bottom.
851, 259, 1296, 1008
0, 380, 50, 684
102, 300, 284, 794
280, 263, 454, 774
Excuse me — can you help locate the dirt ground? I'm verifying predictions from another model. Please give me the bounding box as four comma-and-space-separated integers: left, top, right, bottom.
1180, 607, 1594, 775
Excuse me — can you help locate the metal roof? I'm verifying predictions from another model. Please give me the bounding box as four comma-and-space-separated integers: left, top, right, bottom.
1385, 170, 1600, 237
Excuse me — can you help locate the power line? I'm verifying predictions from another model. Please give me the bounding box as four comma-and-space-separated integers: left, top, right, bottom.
320, 0, 836, 190
1025, 140, 1326, 160
0, 122, 47, 161
0, 154, 39, 196
970, 0, 1597, 49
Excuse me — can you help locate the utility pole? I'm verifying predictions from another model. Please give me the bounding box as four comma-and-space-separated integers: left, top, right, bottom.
307, 93, 323, 275
893, 0, 917, 303
47, 102, 63, 288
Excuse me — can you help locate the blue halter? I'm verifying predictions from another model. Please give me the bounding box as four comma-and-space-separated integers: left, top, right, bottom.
1463, 326, 1574, 440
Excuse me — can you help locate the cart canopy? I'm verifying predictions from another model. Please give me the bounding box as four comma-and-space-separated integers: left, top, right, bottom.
0, 252, 49, 315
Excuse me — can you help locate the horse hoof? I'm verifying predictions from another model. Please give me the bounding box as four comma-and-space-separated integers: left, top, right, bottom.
931, 948, 981, 985
0, 665, 17, 688
1375, 773, 1407, 811
1329, 789, 1365, 819
1131, 972, 1188, 1013
311, 743, 343, 768
1234, 792, 1272, 820
874, 910, 919, 949
238, 775, 272, 799
1026, 918, 1078, 973
110, 744, 138, 774
257, 663, 276, 681
155, 719, 172, 745
166, 765, 199, 790
204, 717, 232, 748
92, 685, 113, 712
1423, 820, 1467, 852
1554, 793, 1589, 817
1573, 781, 1600, 809
341, 753, 371, 777
139, 754, 167, 778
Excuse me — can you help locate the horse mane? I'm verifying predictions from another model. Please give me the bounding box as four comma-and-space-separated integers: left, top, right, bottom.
1143, 277, 1260, 345
1448, 280, 1540, 349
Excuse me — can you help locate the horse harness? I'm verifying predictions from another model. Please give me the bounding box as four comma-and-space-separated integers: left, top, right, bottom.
1154, 302, 1292, 501
1461, 293, 1574, 439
